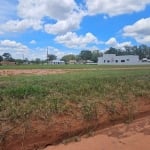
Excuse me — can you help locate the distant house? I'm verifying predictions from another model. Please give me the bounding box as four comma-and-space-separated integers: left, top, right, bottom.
142, 58, 150, 62
48, 60, 65, 65
68, 60, 77, 64
86, 60, 96, 64
98, 54, 140, 65
23, 61, 30, 65
0, 61, 16, 65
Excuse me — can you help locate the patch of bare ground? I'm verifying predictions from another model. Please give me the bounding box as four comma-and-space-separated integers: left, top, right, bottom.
0, 69, 70, 76
0, 66, 150, 76
45, 115, 150, 150
0, 98, 150, 150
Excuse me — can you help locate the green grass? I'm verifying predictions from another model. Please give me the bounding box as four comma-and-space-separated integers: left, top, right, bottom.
0, 67, 150, 122
1, 64, 99, 69
0, 64, 150, 69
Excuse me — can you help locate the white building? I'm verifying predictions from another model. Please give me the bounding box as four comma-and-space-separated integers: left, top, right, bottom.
68, 60, 77, 64
49, 60, 65, 65
98, 54, 140, 65
142, 58, 150, 62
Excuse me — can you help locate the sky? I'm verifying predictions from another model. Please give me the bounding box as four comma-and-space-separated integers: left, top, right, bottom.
0, 0, 150, 60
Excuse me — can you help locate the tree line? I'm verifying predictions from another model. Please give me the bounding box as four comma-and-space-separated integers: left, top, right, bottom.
105, 45, 150, 60
0, 50, 102, 64
0, 53, 14, 62
59, 44, 150, 63
61, 50, 102, 63
0, 44, 150, 64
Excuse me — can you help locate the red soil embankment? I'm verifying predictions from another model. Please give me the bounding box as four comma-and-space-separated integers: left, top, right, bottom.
0, 99, 150, 150
45, 115, 150, 150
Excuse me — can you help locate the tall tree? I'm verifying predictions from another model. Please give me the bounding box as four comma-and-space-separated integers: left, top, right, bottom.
104, 45, 150, 60
91, 50, 102, 62
105, 47, 118, 55
35, 58, 41, 64
80, 50, 92, 61
0, 55, 3, 62
61, 54, 76, 63
76, 55, 82, 62
2, 53, 13, 61
47, 54, 57, 61
139, 44, 149, 59
15, 59, 24, 64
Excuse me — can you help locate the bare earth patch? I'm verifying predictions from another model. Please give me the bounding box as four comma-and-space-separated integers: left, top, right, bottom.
45, 115, 150, 150
0, 69, 69, 76
0, 66, 150, 76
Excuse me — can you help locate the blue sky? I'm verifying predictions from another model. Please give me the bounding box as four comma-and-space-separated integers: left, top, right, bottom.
0, 0, 150, 60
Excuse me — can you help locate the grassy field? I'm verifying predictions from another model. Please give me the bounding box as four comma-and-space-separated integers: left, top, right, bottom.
0, 64, 150, 69
0, 66, 150, 122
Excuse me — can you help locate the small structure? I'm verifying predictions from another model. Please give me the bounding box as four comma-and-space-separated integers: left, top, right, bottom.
0, 61, 16, 65
68, 60, 77, 64
142, 58, 148, 62
48, 60, 65, 65
98, 54, 139, 65
142, 58, 150, 62
86, 60, 96, 64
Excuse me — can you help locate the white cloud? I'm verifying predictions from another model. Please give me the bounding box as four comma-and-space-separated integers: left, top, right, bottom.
44, 11, 85, 34
86, 46, 100, 51
45, 0, 79, 20
31, 46, 66, 60
0, 40, 66, 60
0, 19, 42, 34
0, 0, 85, 34
47, 46, 66, 59
1, 0, 150, 35
86, 0, 150, 16
17, 0, 46, 20
0, 0, 17, 23
106, 37, 132, 49
17, 0, 78, 20
0, 40, 29, 52
123, 17, 150, 44
30, 40, 36, 44
55, 32, 99, 48
0, 40, 30, 58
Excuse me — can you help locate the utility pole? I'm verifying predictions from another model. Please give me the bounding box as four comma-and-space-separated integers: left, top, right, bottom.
22, 54, 24, 63
47, 48, 48, 64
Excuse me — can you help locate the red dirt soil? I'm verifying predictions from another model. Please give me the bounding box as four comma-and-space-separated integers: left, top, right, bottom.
0, 99, 150, 150
45, 115, 150, 150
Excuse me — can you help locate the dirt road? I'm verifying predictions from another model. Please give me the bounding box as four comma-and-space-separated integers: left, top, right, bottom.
44, 115, 150, 150
0, 69, 68, 76
0, 67, 150, 76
